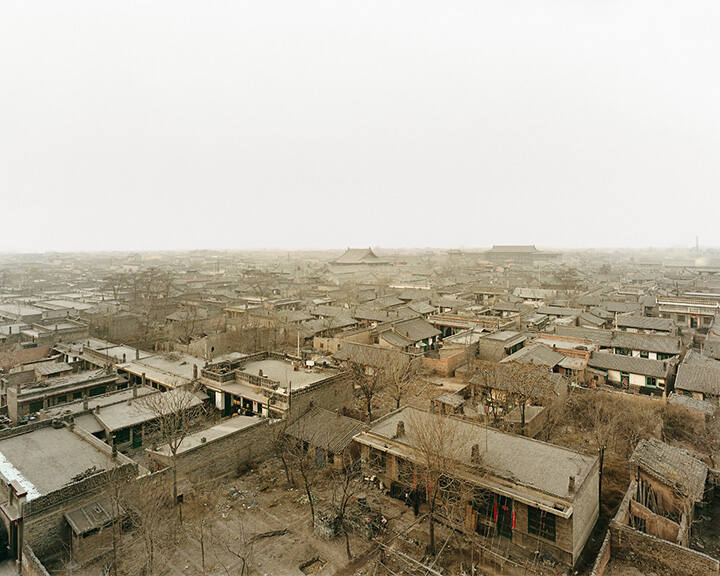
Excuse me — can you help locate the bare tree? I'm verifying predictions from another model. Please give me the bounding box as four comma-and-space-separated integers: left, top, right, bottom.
327, 448, 364, 560
347, 353, 384, 423
385, 355, 418, 410
503, 362, 559, 435
406, 410, 473, 555
285, 433, 320, 523
125, 474, 173, 576
471, 361, 509, 424
183, 491, 216, 575
142, 385, 207, 525
270, 420, 294, 488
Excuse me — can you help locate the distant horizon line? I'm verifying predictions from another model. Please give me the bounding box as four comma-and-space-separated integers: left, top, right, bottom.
0, 244, 717, 256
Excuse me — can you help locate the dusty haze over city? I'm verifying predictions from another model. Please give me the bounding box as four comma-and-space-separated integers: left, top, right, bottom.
1, 2, 720, 576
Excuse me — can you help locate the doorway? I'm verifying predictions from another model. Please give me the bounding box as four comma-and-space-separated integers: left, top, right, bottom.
497, 496, 513, 538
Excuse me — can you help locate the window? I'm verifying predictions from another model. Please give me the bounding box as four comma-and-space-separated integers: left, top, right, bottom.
473, 488, 495, 520
645, 376, 658, 388
528, 506, 556, 541
640, 350, 649, 358
370, 449, 386, 473
439, 475, 461, 503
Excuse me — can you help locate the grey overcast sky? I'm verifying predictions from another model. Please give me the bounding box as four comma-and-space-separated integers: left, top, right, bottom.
1, 1, 719, 253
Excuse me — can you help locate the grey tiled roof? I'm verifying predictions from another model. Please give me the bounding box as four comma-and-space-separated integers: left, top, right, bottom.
675, 363, 720, 396
555, 327, 680, 354
631, 438, 707, 501
501, 343, 564, 367
587, 352, 669, 378
615, 315, 674, 332
667, 393, 716, 416
286, 406, 367, 454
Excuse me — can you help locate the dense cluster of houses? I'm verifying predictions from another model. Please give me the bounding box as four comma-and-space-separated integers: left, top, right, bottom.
0, 246, 718, 574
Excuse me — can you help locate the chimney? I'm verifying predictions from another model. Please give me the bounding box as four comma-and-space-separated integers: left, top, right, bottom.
112, 438, 118, 457
141, 372, 146, 387
568, 475, 576, 493
471, 443, 480, 464
259, 369, 264, 378
395, 420, 405, 438
133, 383, 138, 399
82, 394, 88, 410
8, 326, 11, 335
94, 404, 101, 414
136, 348, 140, 360
122, 353, 126, 363
193, 364, 198, 380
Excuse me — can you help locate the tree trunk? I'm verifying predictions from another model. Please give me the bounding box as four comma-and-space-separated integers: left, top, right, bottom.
200, 524, 205, 574
366, 396, 372, 423
300, 464, 315, 522
520, 402, 526, 436
280, 454, 294, 487
344, 527, 352, 560
428, 507, 436, 555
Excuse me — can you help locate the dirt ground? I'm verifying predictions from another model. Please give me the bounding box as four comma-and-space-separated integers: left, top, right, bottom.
53, 452, 570, 576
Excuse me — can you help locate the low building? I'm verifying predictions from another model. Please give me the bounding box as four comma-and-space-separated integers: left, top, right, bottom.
476, 331, 526, 362
586, 352, 673, 397
615, 315, 675, 335
629, 437, 708, 546
146, 414, 271, 486
285, 406, 367, 469
118, 351, 205, 390
201, 351, 353, 418
675, 359, 720, 404
0, 420, 137, 566
555, 326, 681, 360
377, 317, 440, 352
6, 369, 128, 424
354, 407, 599, 566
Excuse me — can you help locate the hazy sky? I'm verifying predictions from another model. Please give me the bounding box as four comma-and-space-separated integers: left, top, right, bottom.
1, 1, 719, 252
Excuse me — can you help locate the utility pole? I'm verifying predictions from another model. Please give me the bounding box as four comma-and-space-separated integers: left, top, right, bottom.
598, 444, 606, 511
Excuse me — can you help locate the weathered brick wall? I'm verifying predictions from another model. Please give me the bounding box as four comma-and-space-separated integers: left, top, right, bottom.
22, 545, 51, 576
511, 501, 573, 566
589, 532, 611, 576
421, 349, 467, 377
609, 521, 720, 575
571, 457, 600, 561
23, 463, 137, 559
289, 374, 354, 417
148, 419, 276, 487
0, 418, 53, 440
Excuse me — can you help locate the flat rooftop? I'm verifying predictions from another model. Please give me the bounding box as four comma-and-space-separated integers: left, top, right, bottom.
0, 426, 120, 500
240, 359, 335, 390
45, 386, 157, 417
152, 415, 263, 456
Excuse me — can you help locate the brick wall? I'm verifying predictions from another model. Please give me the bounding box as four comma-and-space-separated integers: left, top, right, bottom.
607, 478, 720, 576
289, 374, 354, 417
610, 522, 719, 575
22, 545, 51, 576
148, 419, 277, 487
